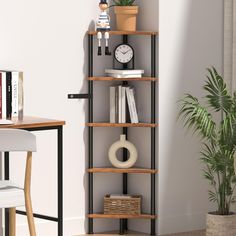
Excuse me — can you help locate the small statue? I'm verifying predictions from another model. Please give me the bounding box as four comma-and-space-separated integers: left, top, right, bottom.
96, 0, 112, 56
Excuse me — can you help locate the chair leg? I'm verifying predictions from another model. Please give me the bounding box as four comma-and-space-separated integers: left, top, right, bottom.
9, 208, 16, 236
24, 152, 36, 236
25, 194, 36, 236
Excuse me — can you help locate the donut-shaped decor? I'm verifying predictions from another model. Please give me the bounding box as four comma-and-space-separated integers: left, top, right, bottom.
108, 135, 138, 169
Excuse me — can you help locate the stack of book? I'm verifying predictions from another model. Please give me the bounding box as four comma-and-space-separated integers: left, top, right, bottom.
110, 85, 139, 124
0, 71, 24, 120
105, 69, 144, 78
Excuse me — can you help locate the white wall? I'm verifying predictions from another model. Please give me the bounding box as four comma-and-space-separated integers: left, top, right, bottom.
0, 0, 224, 235
159, 0, 223, 235
0, 0, 97, 235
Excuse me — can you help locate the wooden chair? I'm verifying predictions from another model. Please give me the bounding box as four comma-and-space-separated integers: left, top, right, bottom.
0, 129, 36, 236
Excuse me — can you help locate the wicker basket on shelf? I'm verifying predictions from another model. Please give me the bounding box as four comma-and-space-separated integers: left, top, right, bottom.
104, 194, 141, 215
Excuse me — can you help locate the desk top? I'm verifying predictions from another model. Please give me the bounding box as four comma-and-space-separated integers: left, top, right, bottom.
0, 116, 65, 129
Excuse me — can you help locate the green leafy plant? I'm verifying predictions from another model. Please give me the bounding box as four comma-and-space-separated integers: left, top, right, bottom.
179, 67, 236, 215
112, 0, 136, 6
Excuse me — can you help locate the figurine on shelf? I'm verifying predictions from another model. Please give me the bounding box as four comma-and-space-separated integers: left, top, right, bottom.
96, 0, 112, 56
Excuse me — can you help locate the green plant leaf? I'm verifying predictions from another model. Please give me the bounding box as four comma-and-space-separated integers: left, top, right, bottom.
178, 67, 236, 215
112, 0, 136, 6
204, 67, 232, 113
209, 190, 218, 203
179, 94, 216, 141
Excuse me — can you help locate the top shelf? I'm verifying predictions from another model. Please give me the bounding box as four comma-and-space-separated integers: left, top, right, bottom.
87, 31, 158, 36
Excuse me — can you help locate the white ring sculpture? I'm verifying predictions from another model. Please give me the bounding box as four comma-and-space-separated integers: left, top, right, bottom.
108, 135, 138, 169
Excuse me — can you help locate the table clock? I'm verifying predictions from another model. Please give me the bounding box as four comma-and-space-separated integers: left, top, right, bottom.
113, 43, 135, 69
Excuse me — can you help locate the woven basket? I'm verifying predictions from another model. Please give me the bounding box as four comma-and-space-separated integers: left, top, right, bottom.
206, 213, 236, 236
104, 194, 141, 215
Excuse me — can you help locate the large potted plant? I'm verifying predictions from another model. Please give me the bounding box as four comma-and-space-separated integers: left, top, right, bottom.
112, 0, 139, 31
179, 68, 236, 235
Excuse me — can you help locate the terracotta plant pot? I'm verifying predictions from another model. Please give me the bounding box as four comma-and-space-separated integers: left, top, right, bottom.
206, 213, 236, 236
114, 6, 139, 31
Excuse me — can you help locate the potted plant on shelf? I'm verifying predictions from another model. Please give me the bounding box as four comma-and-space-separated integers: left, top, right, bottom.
111, 0, 139, 31
179, 67, 236, 235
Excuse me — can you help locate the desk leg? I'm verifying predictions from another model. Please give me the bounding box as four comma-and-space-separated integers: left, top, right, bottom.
4, 152, 9, 236
58, 127, 63, 236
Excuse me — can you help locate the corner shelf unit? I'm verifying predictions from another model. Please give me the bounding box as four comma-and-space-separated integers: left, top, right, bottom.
68, 30, 157, 235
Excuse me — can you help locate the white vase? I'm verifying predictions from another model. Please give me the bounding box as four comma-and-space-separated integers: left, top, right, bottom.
108, 135, 137, 169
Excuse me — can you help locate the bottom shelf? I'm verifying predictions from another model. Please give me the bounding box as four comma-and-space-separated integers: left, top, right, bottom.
77, 230, 149, 236
77, 230, 206, 236
87, 214, 156, 219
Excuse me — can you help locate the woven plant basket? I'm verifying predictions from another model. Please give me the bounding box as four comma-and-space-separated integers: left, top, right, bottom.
206, 213, 236, 236
104, 194, 141, 215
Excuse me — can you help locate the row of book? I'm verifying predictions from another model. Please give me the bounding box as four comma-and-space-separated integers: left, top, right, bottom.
110, 85, 139, 123
0, 71, 24, 119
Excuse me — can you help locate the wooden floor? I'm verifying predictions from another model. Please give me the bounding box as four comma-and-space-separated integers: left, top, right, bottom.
161, 230, 205, 236
78, 230, 205, 236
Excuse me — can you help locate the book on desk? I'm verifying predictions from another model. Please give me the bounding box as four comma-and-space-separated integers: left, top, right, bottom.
0, 70, 24, 121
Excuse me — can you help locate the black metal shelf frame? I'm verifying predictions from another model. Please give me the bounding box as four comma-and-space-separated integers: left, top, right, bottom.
88, 33, 156, 236
69, 33, 157, 235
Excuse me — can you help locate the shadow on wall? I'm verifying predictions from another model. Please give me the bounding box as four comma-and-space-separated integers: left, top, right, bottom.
81, 7, 125, 232
82, 20, 94, 234
158, 0, 223, 234
82, 20, 120, 234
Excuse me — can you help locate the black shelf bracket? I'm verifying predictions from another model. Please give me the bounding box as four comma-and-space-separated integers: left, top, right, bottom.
68, 93, 91, 99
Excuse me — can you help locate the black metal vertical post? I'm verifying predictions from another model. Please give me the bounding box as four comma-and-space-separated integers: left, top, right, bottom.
122, 34, 128, 199
151, 35, 156, 236
119, 35, 129, 235
58, 126, 63, 236
4, 152, 9, 236
88, 34, 94, 234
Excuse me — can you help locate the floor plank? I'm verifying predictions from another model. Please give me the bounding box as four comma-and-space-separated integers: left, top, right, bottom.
77, 230, 205, 236
162, 230, 205, 236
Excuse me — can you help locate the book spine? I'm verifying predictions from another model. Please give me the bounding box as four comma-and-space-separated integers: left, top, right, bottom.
0, 73, 2, 119
6, 72, 12, 119
115, 86, 118, 123
121, 86, 126, 123
118, 86, 122, 123
1, 72, 6, 119
126, 87, 135, 123
129, 88, 139, 123
18, 72, 24, 120
11, 72, 19, 117
110, 86, 116, 123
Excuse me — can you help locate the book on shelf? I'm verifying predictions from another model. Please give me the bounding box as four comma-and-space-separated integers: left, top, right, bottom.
110, 86, 116, 123
109, 85, 138, 124
121, 86, 126, 123
106, 73, 142, 79
0, 70, 24, 120
128, 87, 139, 123
105, 69, 144, 78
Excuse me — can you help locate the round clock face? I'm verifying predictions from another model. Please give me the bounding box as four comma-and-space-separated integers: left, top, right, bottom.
115, 44, 134, 64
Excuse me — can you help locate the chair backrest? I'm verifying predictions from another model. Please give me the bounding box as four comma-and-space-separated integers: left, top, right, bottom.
0, 129, 36, 152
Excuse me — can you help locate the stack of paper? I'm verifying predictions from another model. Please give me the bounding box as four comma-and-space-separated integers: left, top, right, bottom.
106, 69, 144, 78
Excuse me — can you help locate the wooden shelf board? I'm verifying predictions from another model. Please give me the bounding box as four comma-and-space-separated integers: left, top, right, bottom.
88, 77, 157, 81
87, 167, 158, 174
76, 230, 149, 236
87, 31, 158, 36
87, 213, 157, 219
86, 123, 157, 128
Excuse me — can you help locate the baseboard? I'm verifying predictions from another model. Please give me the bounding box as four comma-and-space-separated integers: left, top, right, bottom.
1, 216, 85, 236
